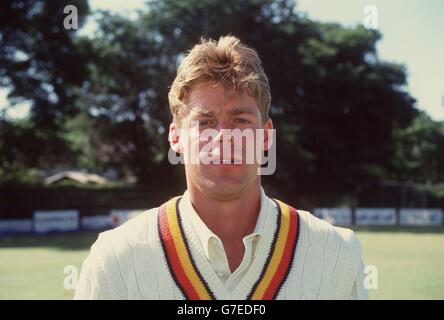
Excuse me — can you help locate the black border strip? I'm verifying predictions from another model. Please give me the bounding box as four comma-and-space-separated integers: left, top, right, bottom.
175, 197, 217, 300
246, 199, 283, 299
271, 202, 300, 299
157, 199, 189, 299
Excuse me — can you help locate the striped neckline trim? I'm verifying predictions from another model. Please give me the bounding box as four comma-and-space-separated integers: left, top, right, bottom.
157, 196, 299, 300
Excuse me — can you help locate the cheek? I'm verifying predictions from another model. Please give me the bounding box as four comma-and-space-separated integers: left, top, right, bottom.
179, 127, 201, 159
237, 129, 263, 162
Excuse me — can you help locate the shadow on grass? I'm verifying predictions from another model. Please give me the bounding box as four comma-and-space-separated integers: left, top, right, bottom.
0, 231, 100, 251
351, 226, 444, 234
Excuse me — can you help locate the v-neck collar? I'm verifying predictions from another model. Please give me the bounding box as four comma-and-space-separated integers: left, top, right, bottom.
180, 188, 268, 265
177, 194, 279, 299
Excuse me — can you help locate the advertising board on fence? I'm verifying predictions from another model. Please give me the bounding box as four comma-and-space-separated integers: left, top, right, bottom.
399, 208, 443, 226
81, 215, 110, 230
355, 208, 397, 226
313, 208, 352, 226
33, 210, 79, 233
109, 209, 146, 228
0, 219, 32, 235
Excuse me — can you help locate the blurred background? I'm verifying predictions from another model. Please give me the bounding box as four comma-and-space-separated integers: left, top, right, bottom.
0, 0, 443, 299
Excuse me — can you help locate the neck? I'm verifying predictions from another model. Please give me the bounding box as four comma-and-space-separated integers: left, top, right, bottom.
188, 182, 261, 243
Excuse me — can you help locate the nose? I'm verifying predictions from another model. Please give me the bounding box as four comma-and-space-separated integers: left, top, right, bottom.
212, 118, 232, 142
214, 128, 233, 144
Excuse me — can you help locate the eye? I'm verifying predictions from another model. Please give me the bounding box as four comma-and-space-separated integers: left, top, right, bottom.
199, 119, 214, 127
233, 118, 251, 124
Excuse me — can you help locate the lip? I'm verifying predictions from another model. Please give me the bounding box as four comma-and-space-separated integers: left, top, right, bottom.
211, 159, 243, 165
201, 152, 244, 165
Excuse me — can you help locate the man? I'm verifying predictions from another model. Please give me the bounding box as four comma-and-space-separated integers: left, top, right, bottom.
74, 36, 368, 300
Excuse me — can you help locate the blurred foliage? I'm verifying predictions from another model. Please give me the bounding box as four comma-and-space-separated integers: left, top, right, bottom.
0, 0, 90, 178
0, 0, 443, 205
391, 112, 444, 184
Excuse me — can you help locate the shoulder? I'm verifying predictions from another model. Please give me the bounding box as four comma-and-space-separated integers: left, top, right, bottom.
92, 207, 159, 262
297, 209, 361, 254
280, 209, 366, 299
296, 209, 364, 294
77, 207, 160, 299
296, 209, 363, 279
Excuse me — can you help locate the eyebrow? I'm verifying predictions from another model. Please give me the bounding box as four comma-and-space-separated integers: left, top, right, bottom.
193, 109, 215, 117
228, 107, 257, 117
192, 106, 257, 117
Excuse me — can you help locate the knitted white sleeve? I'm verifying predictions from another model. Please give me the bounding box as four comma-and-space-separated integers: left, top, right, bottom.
349, 257, 369, 300
73, 232, 126, 300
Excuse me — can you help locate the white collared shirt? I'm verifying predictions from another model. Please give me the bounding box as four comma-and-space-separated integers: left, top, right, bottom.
75, 188, 369, 299
179, 188, 271, 292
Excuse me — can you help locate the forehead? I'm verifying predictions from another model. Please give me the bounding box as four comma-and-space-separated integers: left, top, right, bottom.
185, 82, 260, 115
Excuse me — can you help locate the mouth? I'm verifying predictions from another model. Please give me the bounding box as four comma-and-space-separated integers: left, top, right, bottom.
211, 158, 242, 165
200, 152, 244, 165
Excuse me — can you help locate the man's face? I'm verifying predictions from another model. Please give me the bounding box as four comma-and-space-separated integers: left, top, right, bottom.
169, 82, 273, 201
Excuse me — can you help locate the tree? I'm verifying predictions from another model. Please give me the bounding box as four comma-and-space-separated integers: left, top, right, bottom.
0, 0, 90, 181
2, 0, 440, 208
75, 11, 176, 182
391, 112, 444, 184
133, 0, 420, 202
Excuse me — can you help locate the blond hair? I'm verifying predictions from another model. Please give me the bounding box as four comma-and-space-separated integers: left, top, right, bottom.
168, 36, 271, 125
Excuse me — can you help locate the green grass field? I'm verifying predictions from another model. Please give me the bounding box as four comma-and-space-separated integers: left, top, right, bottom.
0, 228, 443, 299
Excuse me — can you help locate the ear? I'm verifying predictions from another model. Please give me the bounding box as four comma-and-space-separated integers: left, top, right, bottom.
263, 118, 274, 151
169, 122, 182, 153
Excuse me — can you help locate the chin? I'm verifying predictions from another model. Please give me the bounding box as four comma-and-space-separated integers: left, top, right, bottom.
213, 176, 244, 189
186, 163, 259, 200
201, 173, 256, 201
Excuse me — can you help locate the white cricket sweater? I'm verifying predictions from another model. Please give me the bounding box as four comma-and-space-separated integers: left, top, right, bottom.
74, 190, 368, 300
